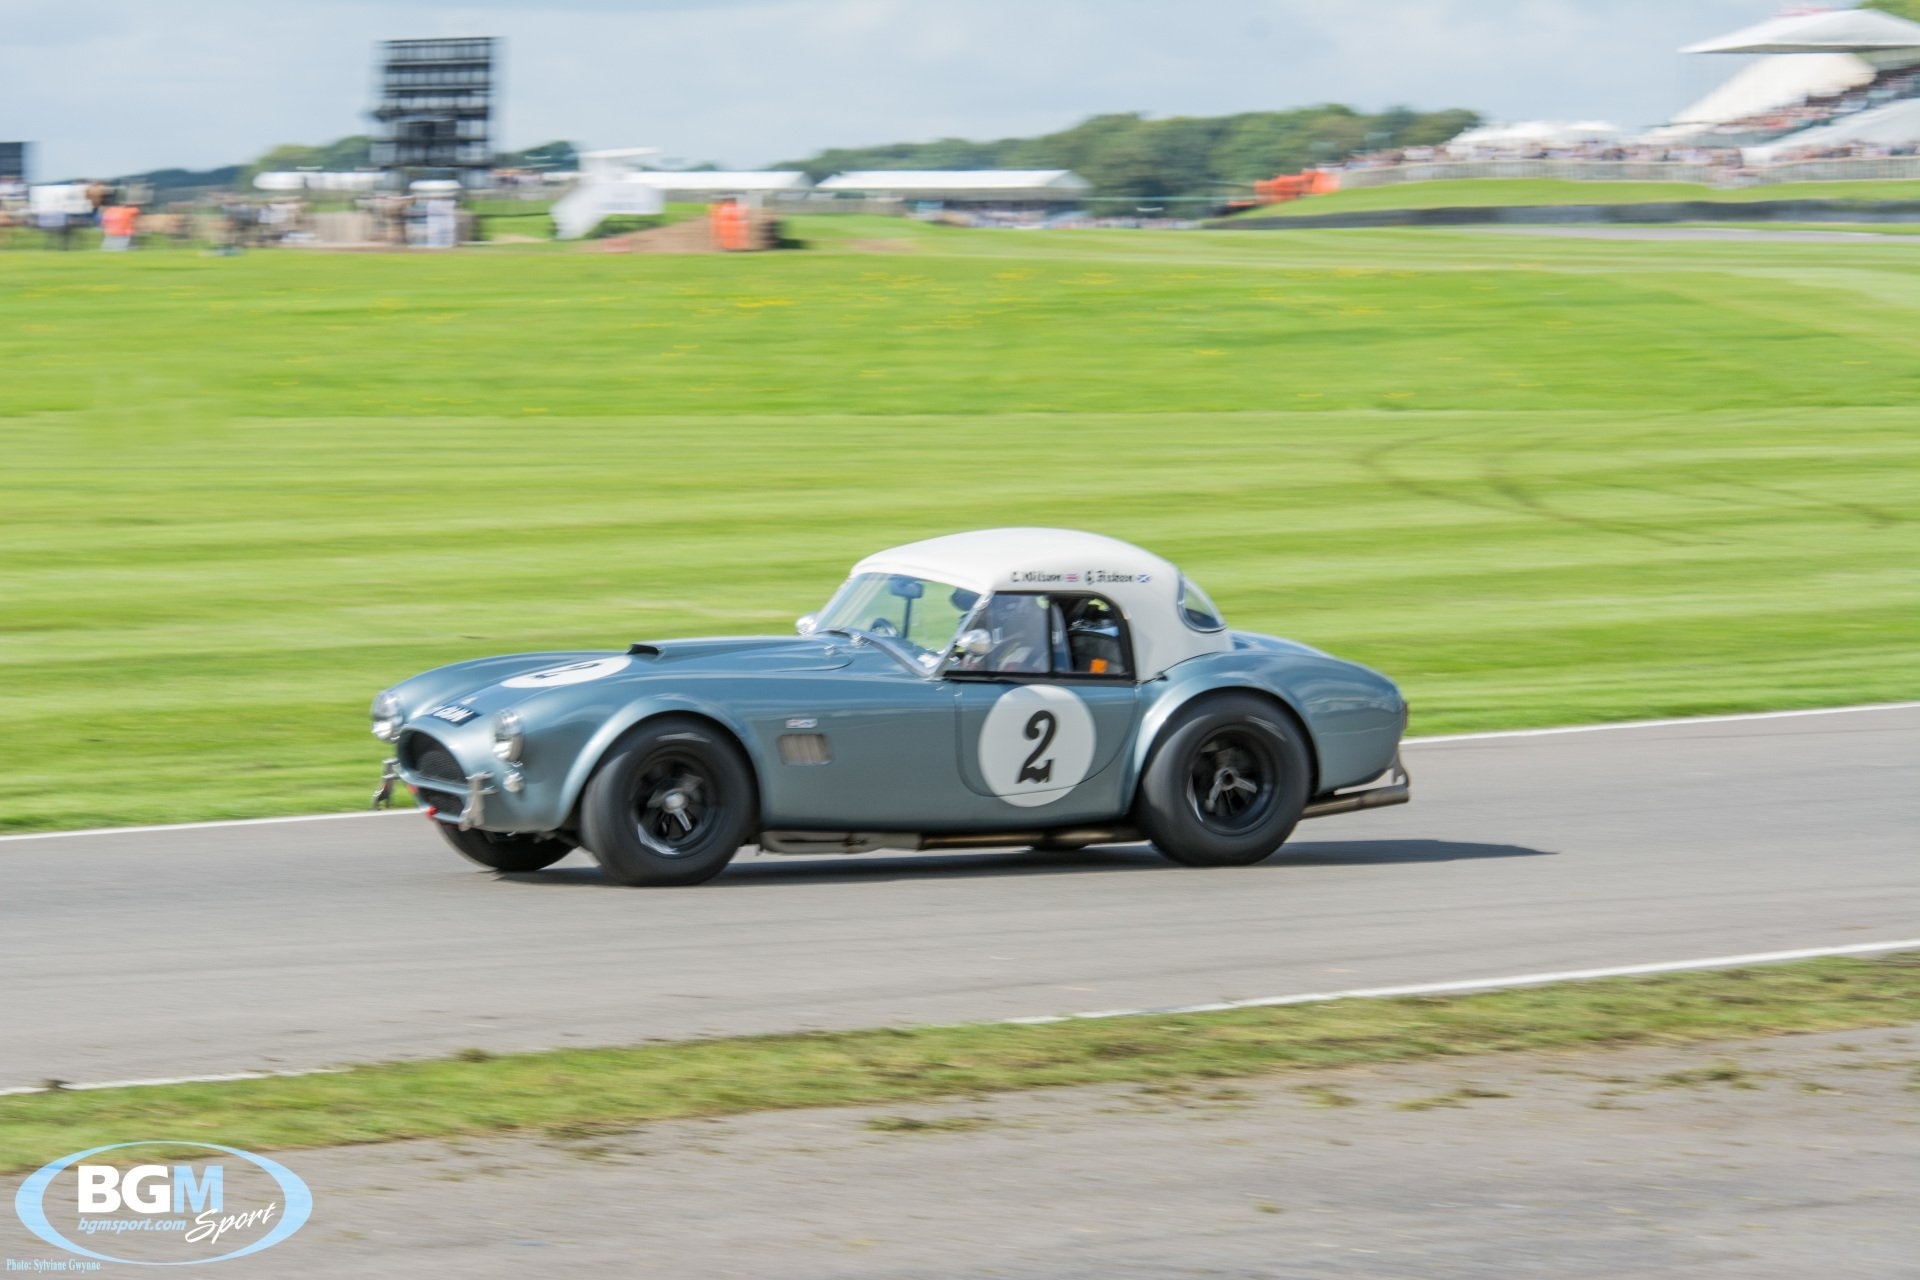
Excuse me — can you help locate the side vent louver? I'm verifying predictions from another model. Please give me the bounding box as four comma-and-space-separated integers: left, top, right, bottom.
777, 733, 832, 766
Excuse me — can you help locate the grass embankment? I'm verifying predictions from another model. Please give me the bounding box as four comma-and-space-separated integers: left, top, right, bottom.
1240, 177, 1920, 218
2, 222, 1917, 830
2, 954, 1915, 1171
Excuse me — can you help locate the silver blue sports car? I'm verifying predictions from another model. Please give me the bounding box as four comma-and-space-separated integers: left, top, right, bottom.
372, 528, 1409, 885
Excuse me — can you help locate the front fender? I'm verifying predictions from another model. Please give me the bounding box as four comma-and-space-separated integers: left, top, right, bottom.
554, 692, 763, 828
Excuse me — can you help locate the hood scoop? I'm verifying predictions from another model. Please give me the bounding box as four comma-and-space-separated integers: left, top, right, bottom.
628, 643, 663, 657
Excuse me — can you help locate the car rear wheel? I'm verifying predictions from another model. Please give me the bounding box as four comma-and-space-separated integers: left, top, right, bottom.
580, 718, 756, 887
1134, 693, 1310, 867
435, 823, 576, 873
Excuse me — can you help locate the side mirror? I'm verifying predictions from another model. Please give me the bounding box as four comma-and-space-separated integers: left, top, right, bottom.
795, 613, 820, 636
956, 628, 992, 657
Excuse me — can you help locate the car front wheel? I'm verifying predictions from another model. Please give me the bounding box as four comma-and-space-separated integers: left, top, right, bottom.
1135, 693, 1310, 867
580, 718, 756, 886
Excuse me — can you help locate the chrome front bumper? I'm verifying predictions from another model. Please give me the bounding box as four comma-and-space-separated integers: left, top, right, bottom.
372, 757, 498, 831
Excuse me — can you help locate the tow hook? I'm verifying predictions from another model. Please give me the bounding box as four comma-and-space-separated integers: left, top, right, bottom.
372, 758, 400, 810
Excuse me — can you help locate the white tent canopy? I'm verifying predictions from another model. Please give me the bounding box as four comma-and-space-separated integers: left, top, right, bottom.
817, 170, 1091, 201
626, 171, 811, 197
1683, 7, 1920, 58
1667, 52, 1875, 128
254, 171, 382, 193
1444, 120, 1622, 152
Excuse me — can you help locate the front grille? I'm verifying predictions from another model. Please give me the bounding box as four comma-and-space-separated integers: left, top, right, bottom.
405, 733, 465, 782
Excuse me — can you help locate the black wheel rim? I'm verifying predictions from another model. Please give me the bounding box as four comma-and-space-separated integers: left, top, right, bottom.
632, 748, 720, 857
1185, 728, 1279, 835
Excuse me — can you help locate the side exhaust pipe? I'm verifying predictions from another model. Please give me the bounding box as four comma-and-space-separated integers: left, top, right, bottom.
1301, 756, 1410, 821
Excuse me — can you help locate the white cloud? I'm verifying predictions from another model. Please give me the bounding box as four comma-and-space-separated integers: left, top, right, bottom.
0, 0, 1785, 178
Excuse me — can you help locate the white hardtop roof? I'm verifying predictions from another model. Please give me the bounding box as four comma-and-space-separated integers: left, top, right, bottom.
1683, 8, 1920, 54
854, 529, 1172, 595
852, 529, 1229, 679
817, 169, 1091, 193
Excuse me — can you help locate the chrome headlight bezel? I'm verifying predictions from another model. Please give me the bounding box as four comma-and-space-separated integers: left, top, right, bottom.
370, 690, 403, 743
492, 709, 525, 764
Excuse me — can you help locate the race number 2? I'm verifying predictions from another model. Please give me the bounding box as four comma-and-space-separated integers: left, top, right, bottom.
1018, 712, 1058, 783
978, 686, 1095, 807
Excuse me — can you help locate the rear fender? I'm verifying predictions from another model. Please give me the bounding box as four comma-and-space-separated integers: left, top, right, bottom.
1128, 667, 1323, 802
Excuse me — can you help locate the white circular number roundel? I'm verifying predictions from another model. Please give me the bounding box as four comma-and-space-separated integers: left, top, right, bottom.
977, 685, 1097, 808
501, 656, 631, 689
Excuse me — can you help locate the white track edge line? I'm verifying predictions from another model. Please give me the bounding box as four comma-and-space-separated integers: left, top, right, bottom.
1406, 700, 1920, 745
5, 939, 1916, 1097
0, 808, 415, 844
998, 938, 1920, 1025
3, 700, 1914, 845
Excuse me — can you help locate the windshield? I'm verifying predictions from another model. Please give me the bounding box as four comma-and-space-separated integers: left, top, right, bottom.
816, 573, 981, 664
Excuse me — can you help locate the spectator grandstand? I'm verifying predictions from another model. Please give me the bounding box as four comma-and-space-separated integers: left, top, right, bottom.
1331, 6, 1920, 187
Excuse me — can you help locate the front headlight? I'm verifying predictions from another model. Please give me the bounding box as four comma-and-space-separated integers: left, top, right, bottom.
492, 709, 525, 764
371, 690, 402, 742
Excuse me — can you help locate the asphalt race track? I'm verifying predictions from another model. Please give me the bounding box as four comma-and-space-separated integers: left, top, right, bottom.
3, 706, 1915, 1091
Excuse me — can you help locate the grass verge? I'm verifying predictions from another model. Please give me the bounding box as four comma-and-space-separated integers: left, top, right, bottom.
3, 954, 1916, 1173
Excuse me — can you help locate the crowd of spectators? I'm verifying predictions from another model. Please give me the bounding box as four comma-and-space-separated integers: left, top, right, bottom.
0, 178, 483, 251
1342, 132, 1920, 176
1703, 65, 1920, 143
1768, 138, 1920, 161
1342, 140, 1745, 170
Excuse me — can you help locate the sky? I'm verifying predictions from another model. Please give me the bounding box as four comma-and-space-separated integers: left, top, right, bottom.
0, 0, 1802, 179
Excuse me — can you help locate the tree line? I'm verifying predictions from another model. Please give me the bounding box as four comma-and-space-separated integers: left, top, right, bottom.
773, 106, 1480, 200
115, 104, 1481, 201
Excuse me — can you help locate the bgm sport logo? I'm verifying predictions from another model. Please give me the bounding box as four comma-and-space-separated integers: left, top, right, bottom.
14, 1143, 310, 1267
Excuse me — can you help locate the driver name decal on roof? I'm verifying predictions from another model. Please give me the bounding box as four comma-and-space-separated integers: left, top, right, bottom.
977, 685, 1097, 807
501, 656, 632, 689
1008, 569, 1149, 586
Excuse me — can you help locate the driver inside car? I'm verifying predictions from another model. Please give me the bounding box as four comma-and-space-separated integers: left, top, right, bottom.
982, 594, 1053, 674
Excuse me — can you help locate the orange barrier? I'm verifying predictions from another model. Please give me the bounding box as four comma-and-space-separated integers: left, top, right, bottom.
709, 199, 752, 251
101, 205, 139, 237
1252, 170, 1339, 205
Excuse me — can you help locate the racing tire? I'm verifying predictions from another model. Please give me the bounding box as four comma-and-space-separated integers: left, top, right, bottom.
1134, 693, 1310, 868
435, 823, 576, 873
580, 718, 757, 887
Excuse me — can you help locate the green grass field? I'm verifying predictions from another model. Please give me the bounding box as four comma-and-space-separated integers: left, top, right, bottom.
1237, 176, 1920, 217
3, 217, 1917, 831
